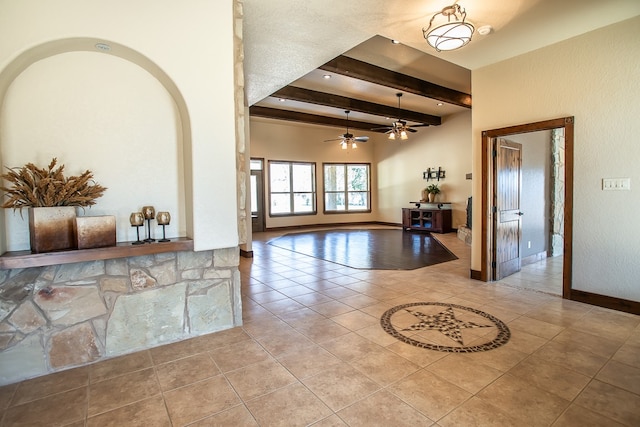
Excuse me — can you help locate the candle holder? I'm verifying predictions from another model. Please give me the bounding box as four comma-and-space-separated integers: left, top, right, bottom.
129, 212, 145, 245
142, 206, 156, 243
156, 211, 171, 242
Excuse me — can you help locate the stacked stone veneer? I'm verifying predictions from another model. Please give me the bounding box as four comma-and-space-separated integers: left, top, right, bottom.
0, 248, 242, 385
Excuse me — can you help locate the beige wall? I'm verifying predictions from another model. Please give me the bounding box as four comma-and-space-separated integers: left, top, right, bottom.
250, 110, 472, 229
0, 0, 238, 252
472, 16, 640, 301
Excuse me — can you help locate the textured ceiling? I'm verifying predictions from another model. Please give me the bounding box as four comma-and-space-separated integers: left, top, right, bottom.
243, 0, 640, 107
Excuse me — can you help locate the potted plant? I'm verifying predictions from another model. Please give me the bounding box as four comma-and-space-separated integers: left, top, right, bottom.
1, 158, 107, 253
425, 183, 441, 202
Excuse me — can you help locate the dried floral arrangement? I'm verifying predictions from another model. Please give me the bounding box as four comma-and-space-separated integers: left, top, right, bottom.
0, 157, 107, 212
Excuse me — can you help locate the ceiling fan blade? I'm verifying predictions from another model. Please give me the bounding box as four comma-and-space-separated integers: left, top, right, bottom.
354, 136, 369, 142
323, 138, 344, 142
410, 124, 430, 128
371, 127, 392, 131
406, 128, 418, 133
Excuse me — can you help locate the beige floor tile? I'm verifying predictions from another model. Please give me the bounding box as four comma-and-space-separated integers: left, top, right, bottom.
425, 353, 503, 394
337, 390, 433, 426
249, 289, 288, 304
439, 396, 520, 427
570, 310, 639, 343
552, 404, 625, 427
209, 339, 271, 372
388, 369, 471, 421
164, 376, 241, 426
384, 340, 447, 367
508, 315, 565, 339
225, 359, 297, 401
509, 355, 590, 400
573, 380, 640, 426
612, 342, 640, 369
503, 329, 549, 354
156, 352, 220, 391
261, 298, 306, 315
86, 395, 171, 426
595, 360, 640, 395
310, 414, 349, 426
149, 338, 204, 365
321, 332, 384, 362
0, 383, 17, 410
11, 366, 88, 405
350, 347, 420, 386
533, 340, 609, 377
330, 310, 378, 331
311, 300, 355, 317
459, 345, 528, 372
245, 382, 332, 426
292, 292, 334, 306
253, 327, 313, 356
89, 351, 152, 383
242, 317, 290, 338
277, 344, 341, 379
339, 293, 379, 309
88, 368, 160, 416
188, 404, 258, 426
3, 387, 86, 427
476, 374, 569, 426
355, 323, 399, 346
302, 364, 381, 411
552, 328, 623, 359
294, 318, 351, 343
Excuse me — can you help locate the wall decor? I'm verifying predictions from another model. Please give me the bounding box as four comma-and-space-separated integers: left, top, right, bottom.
423, 166, 446, 181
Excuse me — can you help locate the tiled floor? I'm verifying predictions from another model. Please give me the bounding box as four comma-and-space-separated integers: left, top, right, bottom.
1, 228, 639, 426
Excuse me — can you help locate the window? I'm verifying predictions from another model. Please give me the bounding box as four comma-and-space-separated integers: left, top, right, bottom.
323, 163, 371, 213
268, 161, 316, 216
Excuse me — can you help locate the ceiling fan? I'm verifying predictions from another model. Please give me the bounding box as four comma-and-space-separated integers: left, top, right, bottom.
372, 93, 429, 140
324, 110, 369, 149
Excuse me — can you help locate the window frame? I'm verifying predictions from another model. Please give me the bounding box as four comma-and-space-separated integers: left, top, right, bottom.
267, 160, 317, 217
322, 162, 372, 214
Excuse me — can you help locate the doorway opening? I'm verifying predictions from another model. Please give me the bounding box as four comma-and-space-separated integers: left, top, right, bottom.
481, 117, 574, 299
250, 158, 265, 233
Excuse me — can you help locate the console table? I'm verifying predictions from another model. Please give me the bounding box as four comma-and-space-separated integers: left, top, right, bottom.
402, 205, 452, 233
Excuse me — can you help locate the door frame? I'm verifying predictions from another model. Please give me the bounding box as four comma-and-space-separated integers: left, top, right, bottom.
481, 117, 574, 299
250, 157, 266, 233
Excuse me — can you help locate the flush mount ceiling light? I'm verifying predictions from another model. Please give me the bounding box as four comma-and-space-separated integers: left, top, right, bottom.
422, 4, 474, 52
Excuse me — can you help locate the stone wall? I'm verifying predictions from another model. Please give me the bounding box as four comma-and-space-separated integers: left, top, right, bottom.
0, 248, 242, 385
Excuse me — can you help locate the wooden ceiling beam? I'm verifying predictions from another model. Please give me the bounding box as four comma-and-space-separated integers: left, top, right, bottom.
249, 106, 389, 132
319, 55, 472, 109
272, 86, 441, 126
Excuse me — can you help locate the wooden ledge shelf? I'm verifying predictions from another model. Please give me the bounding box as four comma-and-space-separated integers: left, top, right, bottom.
0, 237, 193, 270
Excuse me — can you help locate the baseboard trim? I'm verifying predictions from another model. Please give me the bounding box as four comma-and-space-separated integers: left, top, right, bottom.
570, 289, 640, 315
239, 249, 254, 258
522, 251, 548, 267
470, 269, 482, 280
264, 221, 402, 232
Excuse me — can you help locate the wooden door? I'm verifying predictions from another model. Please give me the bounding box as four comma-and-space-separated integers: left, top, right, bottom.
494, 138, 523, 279
250, 162, 265, 233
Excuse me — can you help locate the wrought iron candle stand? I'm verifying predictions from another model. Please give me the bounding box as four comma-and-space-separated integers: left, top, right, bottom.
156, 211, 171, 242
142, 206, 156, 243
129, 212, 144, 245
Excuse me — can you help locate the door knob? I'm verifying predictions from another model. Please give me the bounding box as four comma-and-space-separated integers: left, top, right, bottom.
517, 211, 524, 216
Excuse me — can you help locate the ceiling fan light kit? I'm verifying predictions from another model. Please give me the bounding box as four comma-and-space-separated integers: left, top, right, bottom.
423, 4, 475, 52
325, 110, 368, 149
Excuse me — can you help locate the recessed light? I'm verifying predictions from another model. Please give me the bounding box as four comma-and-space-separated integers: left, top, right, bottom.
391, 39, 400, 44
95, 43, 111, 52
437, 102, 443, 106
279, 98, 286, 102
323, 74, 331, 79
477, 25, 493, 36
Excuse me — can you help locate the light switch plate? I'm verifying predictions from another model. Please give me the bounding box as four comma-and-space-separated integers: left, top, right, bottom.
602, 178, 631, 190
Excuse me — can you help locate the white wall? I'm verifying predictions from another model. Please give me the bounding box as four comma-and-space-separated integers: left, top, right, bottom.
2, 52, 185, 249
376, 111, 472, 228
0, 0, 238, 252
472, 16, 640, 301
